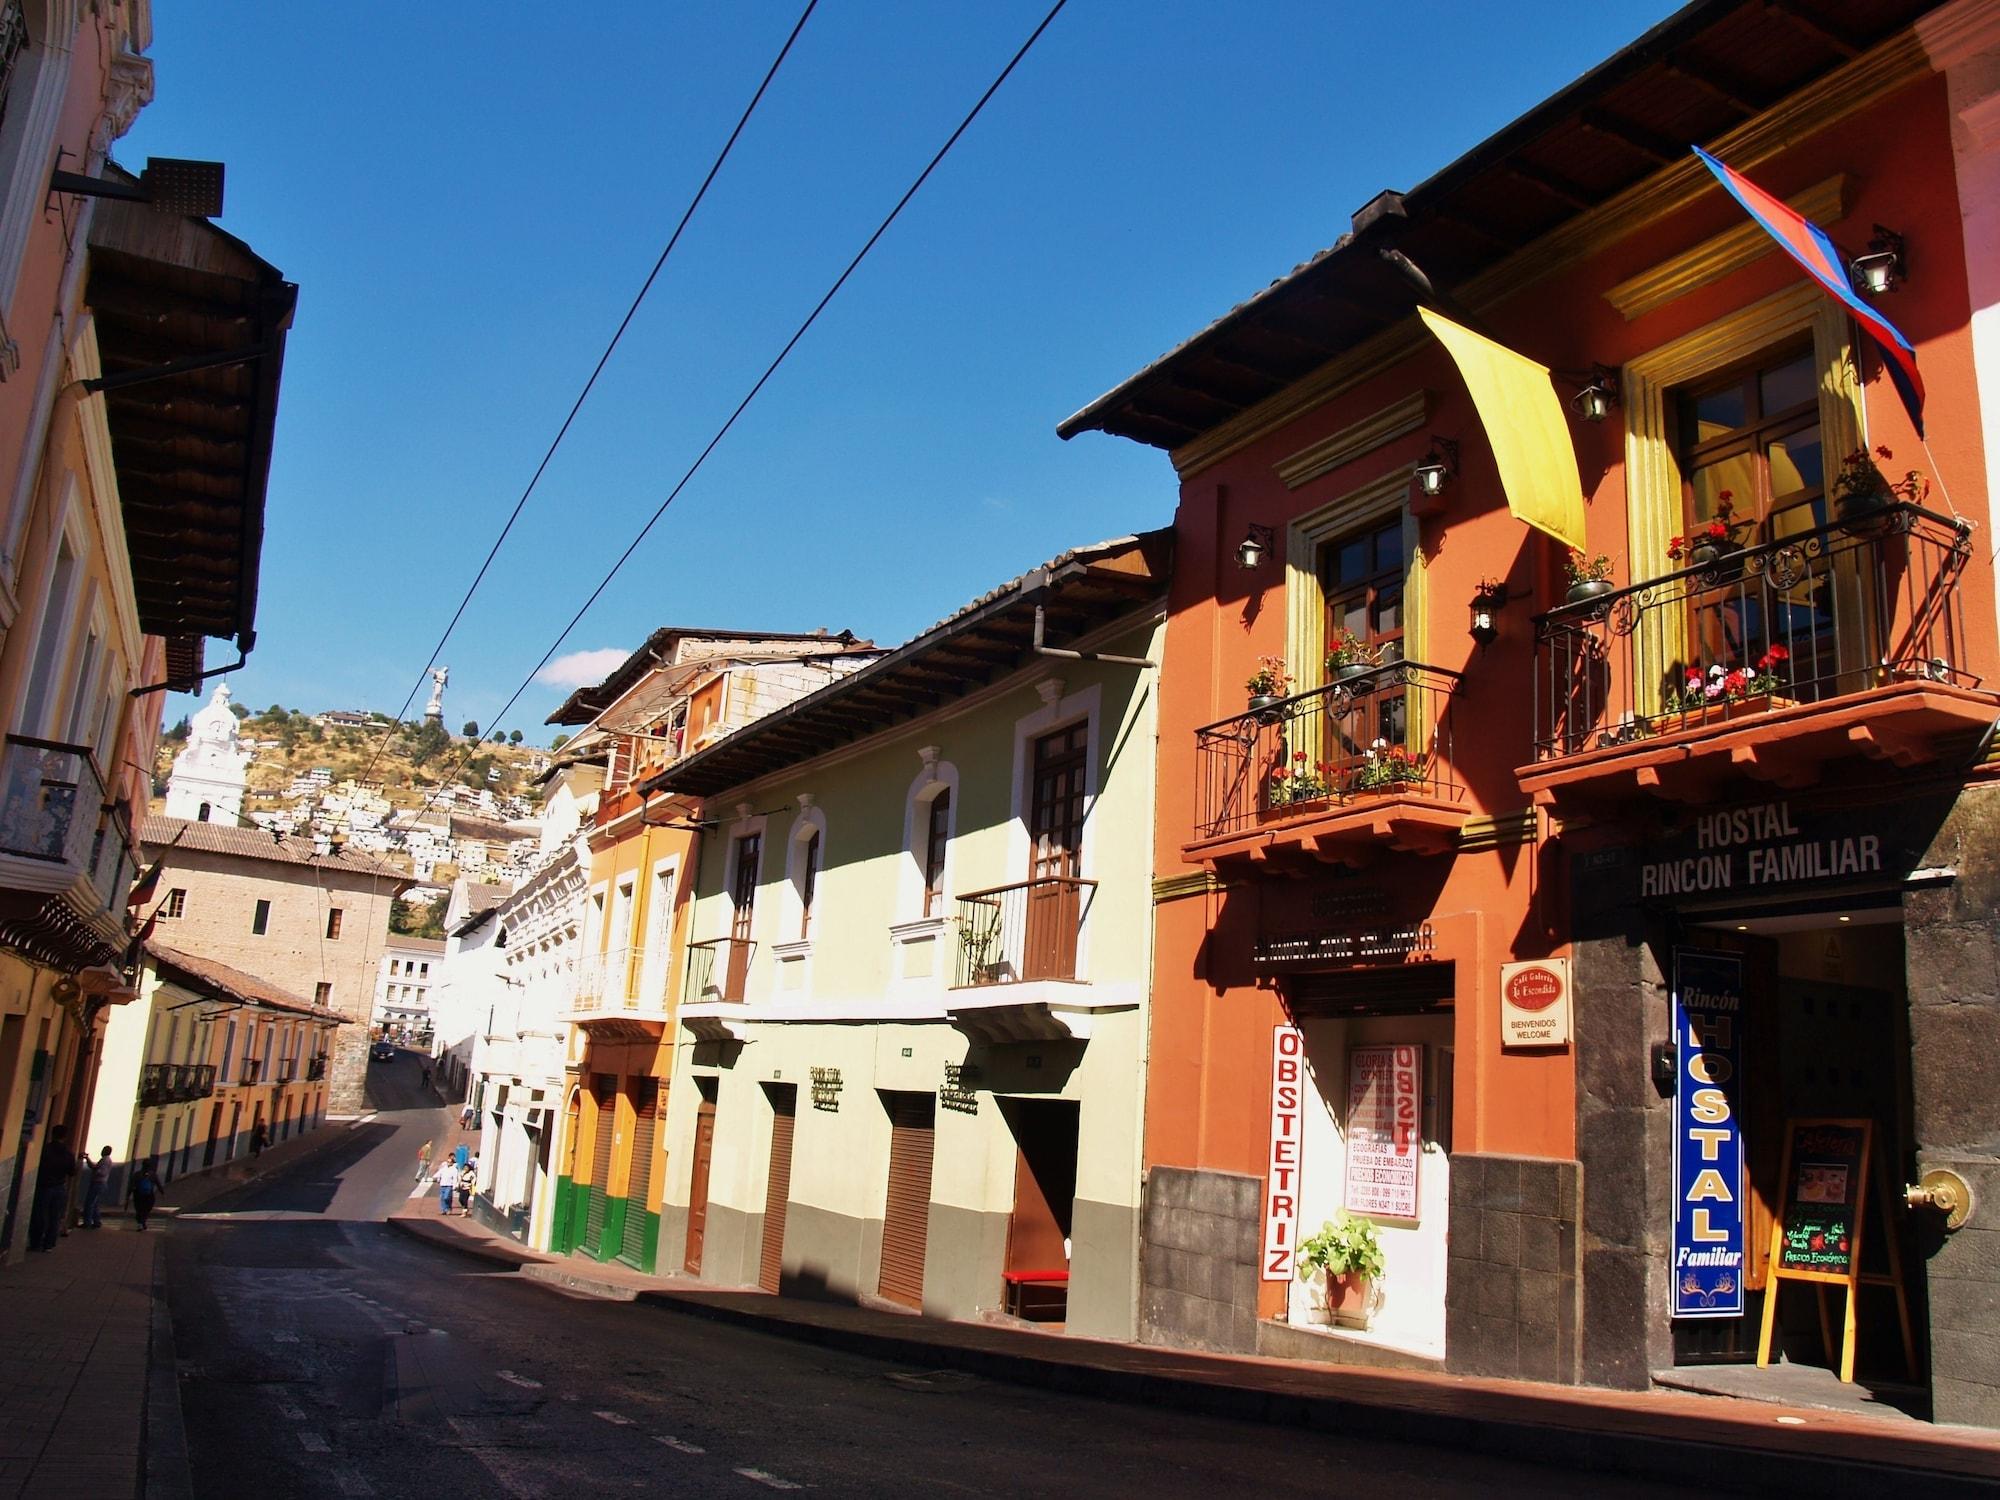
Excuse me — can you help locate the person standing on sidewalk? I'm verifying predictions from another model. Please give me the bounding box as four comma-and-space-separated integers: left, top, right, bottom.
416, 1138, 434, 1181
129, 1159, 160, 1231
436, 1160, 455, 1215
456, 1155, 476, 1215
80, 1146, 112, 1228
27, 1124, 76, 1251
251, 1121, 269, 1158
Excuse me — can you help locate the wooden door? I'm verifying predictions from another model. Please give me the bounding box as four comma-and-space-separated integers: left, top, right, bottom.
620, 1080, 660, 1266
684, 1089, 717, 1275
1024, 724, 1086, 980
758, 1085, 796, 1293
877, 1093, 936, 1310
203, 1104, 221, 1167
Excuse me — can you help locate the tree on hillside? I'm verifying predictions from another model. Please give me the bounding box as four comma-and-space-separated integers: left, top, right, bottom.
508, 729, 523, 745
551, 733, 569, 750
165, 716, 191, 740
389, 895, 446, 940
461, 720, 479, 738
408, 719, 450, 765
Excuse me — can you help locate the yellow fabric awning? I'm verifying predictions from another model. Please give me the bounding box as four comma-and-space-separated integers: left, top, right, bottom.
1417, 308, 1587, 553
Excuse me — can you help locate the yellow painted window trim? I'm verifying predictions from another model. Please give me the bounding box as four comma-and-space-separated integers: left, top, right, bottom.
1621, 281, 1864, 710
1284, 464, 1426, 691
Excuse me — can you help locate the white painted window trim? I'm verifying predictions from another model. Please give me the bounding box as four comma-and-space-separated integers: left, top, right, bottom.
896, 748, 960, 923
15, 481, 85, 739
1008, 679, 1102, 981
783, 796, 827, 943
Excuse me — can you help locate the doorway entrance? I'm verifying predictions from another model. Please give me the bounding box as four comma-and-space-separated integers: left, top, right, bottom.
877, 1092, 936, 1310
685, 1078, 717, 1276
997, 1097, 1078, 1323
759, 1084, 797, 1293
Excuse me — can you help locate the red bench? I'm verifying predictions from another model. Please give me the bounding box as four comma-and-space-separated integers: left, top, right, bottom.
1002, 1268, 1069, 1321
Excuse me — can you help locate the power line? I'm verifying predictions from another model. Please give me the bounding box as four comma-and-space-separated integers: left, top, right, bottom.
355, 0, 821, 786
408, 0, 1071, 828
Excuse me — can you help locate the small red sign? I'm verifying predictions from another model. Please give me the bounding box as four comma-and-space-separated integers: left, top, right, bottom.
1505, 966, 1562, 1011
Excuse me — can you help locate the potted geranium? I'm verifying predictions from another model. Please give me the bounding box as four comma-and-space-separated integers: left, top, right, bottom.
1245, 655, 1291, 716
1348, 737, 1425, 794
1325, 627, 1381, 683
1564, 550, 1615, 606
1667, 492, 1747, 570
1672, 644, 1792, 719
1834, 444, 1928, 528
1296, 1211, 1386, 1328
1268, 750, 1333, 810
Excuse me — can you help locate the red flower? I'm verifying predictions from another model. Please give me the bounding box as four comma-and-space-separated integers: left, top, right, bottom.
1875, 444, 1893, 460
1293, 750, 1307, 763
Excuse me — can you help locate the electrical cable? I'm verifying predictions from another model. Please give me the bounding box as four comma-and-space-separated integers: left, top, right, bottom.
398, 0, 1071, 833
354, 0, 821, 787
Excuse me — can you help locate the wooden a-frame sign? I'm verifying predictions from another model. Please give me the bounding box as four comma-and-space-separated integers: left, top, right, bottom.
1756, 1117, 1916, 1383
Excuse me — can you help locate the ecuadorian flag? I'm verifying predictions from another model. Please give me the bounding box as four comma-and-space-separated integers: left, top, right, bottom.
1691, 147, 1925, 437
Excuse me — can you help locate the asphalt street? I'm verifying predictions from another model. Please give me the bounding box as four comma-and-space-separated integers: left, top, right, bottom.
160, 1049, 1701, 1498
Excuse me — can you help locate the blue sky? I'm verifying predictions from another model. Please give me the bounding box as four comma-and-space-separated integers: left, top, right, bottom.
131, 1, 1678, 743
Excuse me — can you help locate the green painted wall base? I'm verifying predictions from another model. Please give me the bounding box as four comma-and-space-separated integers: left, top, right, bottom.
617, 1207, 660, 1274
593, 1194, 629, 1262
551, 1175, 587, 1255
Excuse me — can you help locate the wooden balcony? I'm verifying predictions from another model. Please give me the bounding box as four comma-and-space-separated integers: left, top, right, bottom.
1519, 505, 1994, 818
0, 736, 136, 970
1184, 663, 1469, 873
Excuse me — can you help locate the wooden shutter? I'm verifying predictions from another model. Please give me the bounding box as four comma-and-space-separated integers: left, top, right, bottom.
877, 1093, 936, 1310
759, 1086, 796, 1293
621, 1081, 660, 1264
684, 1092, 717, 1275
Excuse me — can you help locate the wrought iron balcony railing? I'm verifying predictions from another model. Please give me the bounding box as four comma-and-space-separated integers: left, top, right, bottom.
685, 937, 755, 1004
953, 876, 1097, 987
0, 736, 108, 870
1193, 661, 1464, 841
307, 1055, 327, 1081
138, 1062, 171, 1106
139, 1062, 216, 1105
1531, 503, 1976, 760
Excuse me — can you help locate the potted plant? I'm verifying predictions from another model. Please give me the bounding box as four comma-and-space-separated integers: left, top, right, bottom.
1325, 627, 1381, 683
1348, 737, 1425, 794
1296, 1210, 1386, 1328
1834, 444, 1928, 528
1267, 750, 1333, 811
1564, 550, 1615, 606
1671, 644, 1792, 721
1667, 492, 1747, 571
1245, 655, 1291, 715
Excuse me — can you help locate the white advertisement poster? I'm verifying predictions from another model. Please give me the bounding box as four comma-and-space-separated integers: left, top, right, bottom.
1344, 1043, 1421, 1221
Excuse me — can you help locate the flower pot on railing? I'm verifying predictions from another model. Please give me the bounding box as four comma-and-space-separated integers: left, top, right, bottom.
1332, 662, 1374, 683
1246, 693, 1285, 720
1565, 578, 1615, 607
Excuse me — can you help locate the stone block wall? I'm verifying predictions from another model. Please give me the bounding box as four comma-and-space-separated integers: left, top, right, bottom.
1907, 785, 2000, 1427
1137, 1166, 1261, 1353
1445, 1152, 1581, 1382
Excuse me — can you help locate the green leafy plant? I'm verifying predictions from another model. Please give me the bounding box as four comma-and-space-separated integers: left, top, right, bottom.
1348, 738, 1425, 792
1296, 1210, 1386, 1283
1564, 550, 1613, 586
1324, 627, 1381, 676
1671, 645, 1790, 711
1268, 749, 1333, 807
1245, 654, 1291, 698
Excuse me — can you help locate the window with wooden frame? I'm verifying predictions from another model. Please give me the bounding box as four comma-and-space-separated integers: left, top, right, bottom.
1316, 514, 1408, 750
325, 907, 344, 940
251, 898, 270, 936
921, 789, 951, 918
1676, 343, 1824, 545
162, 888, 185, 919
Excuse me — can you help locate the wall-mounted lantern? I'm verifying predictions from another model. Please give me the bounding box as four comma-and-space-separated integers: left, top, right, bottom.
1570, 366, 1620, 424
1235, 523, 1276, 572
1849, 224, 1906, 296
1469, 579, 1509, 646
1411, 436, 1459, 501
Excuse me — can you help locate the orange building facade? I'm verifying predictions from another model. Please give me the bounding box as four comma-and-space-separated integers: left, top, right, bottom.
1065, 0, 2000, 1421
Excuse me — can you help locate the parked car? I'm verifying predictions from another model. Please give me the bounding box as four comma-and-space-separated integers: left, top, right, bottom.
371, 1043, 396, 1063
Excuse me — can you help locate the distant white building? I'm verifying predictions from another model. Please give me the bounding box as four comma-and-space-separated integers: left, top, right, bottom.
372, 935, 445, 1039
164, 683, 251, 824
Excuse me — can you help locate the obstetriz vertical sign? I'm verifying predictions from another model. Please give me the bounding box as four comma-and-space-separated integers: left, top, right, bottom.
1672, 950, 1746, 1317
1262, 1025, 1305, 1280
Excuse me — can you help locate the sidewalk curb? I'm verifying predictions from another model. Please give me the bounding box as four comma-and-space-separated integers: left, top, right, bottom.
385, 1217, 1999, 1498
142, 1239, 193, 1500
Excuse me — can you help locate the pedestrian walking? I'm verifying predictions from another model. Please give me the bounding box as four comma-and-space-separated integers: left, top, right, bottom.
455, 1155, 476, 1215
416, 1138, 434, 1181
129, 1158, 161, 1231
435, 1160, 455, 1215
422, 1066, 432, 1088
27, 1124, 75, 1251
459, 1101, 474, 1130
81, 1146, 112, 1228
250, 1121, 269, 1158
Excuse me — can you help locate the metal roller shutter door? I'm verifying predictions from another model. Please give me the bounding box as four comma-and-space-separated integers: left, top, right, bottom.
877, 1093, 936, 1310
583, 1079, 617, 1253
621, 1081, 659, 1264
759, 1088, 796, 1293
